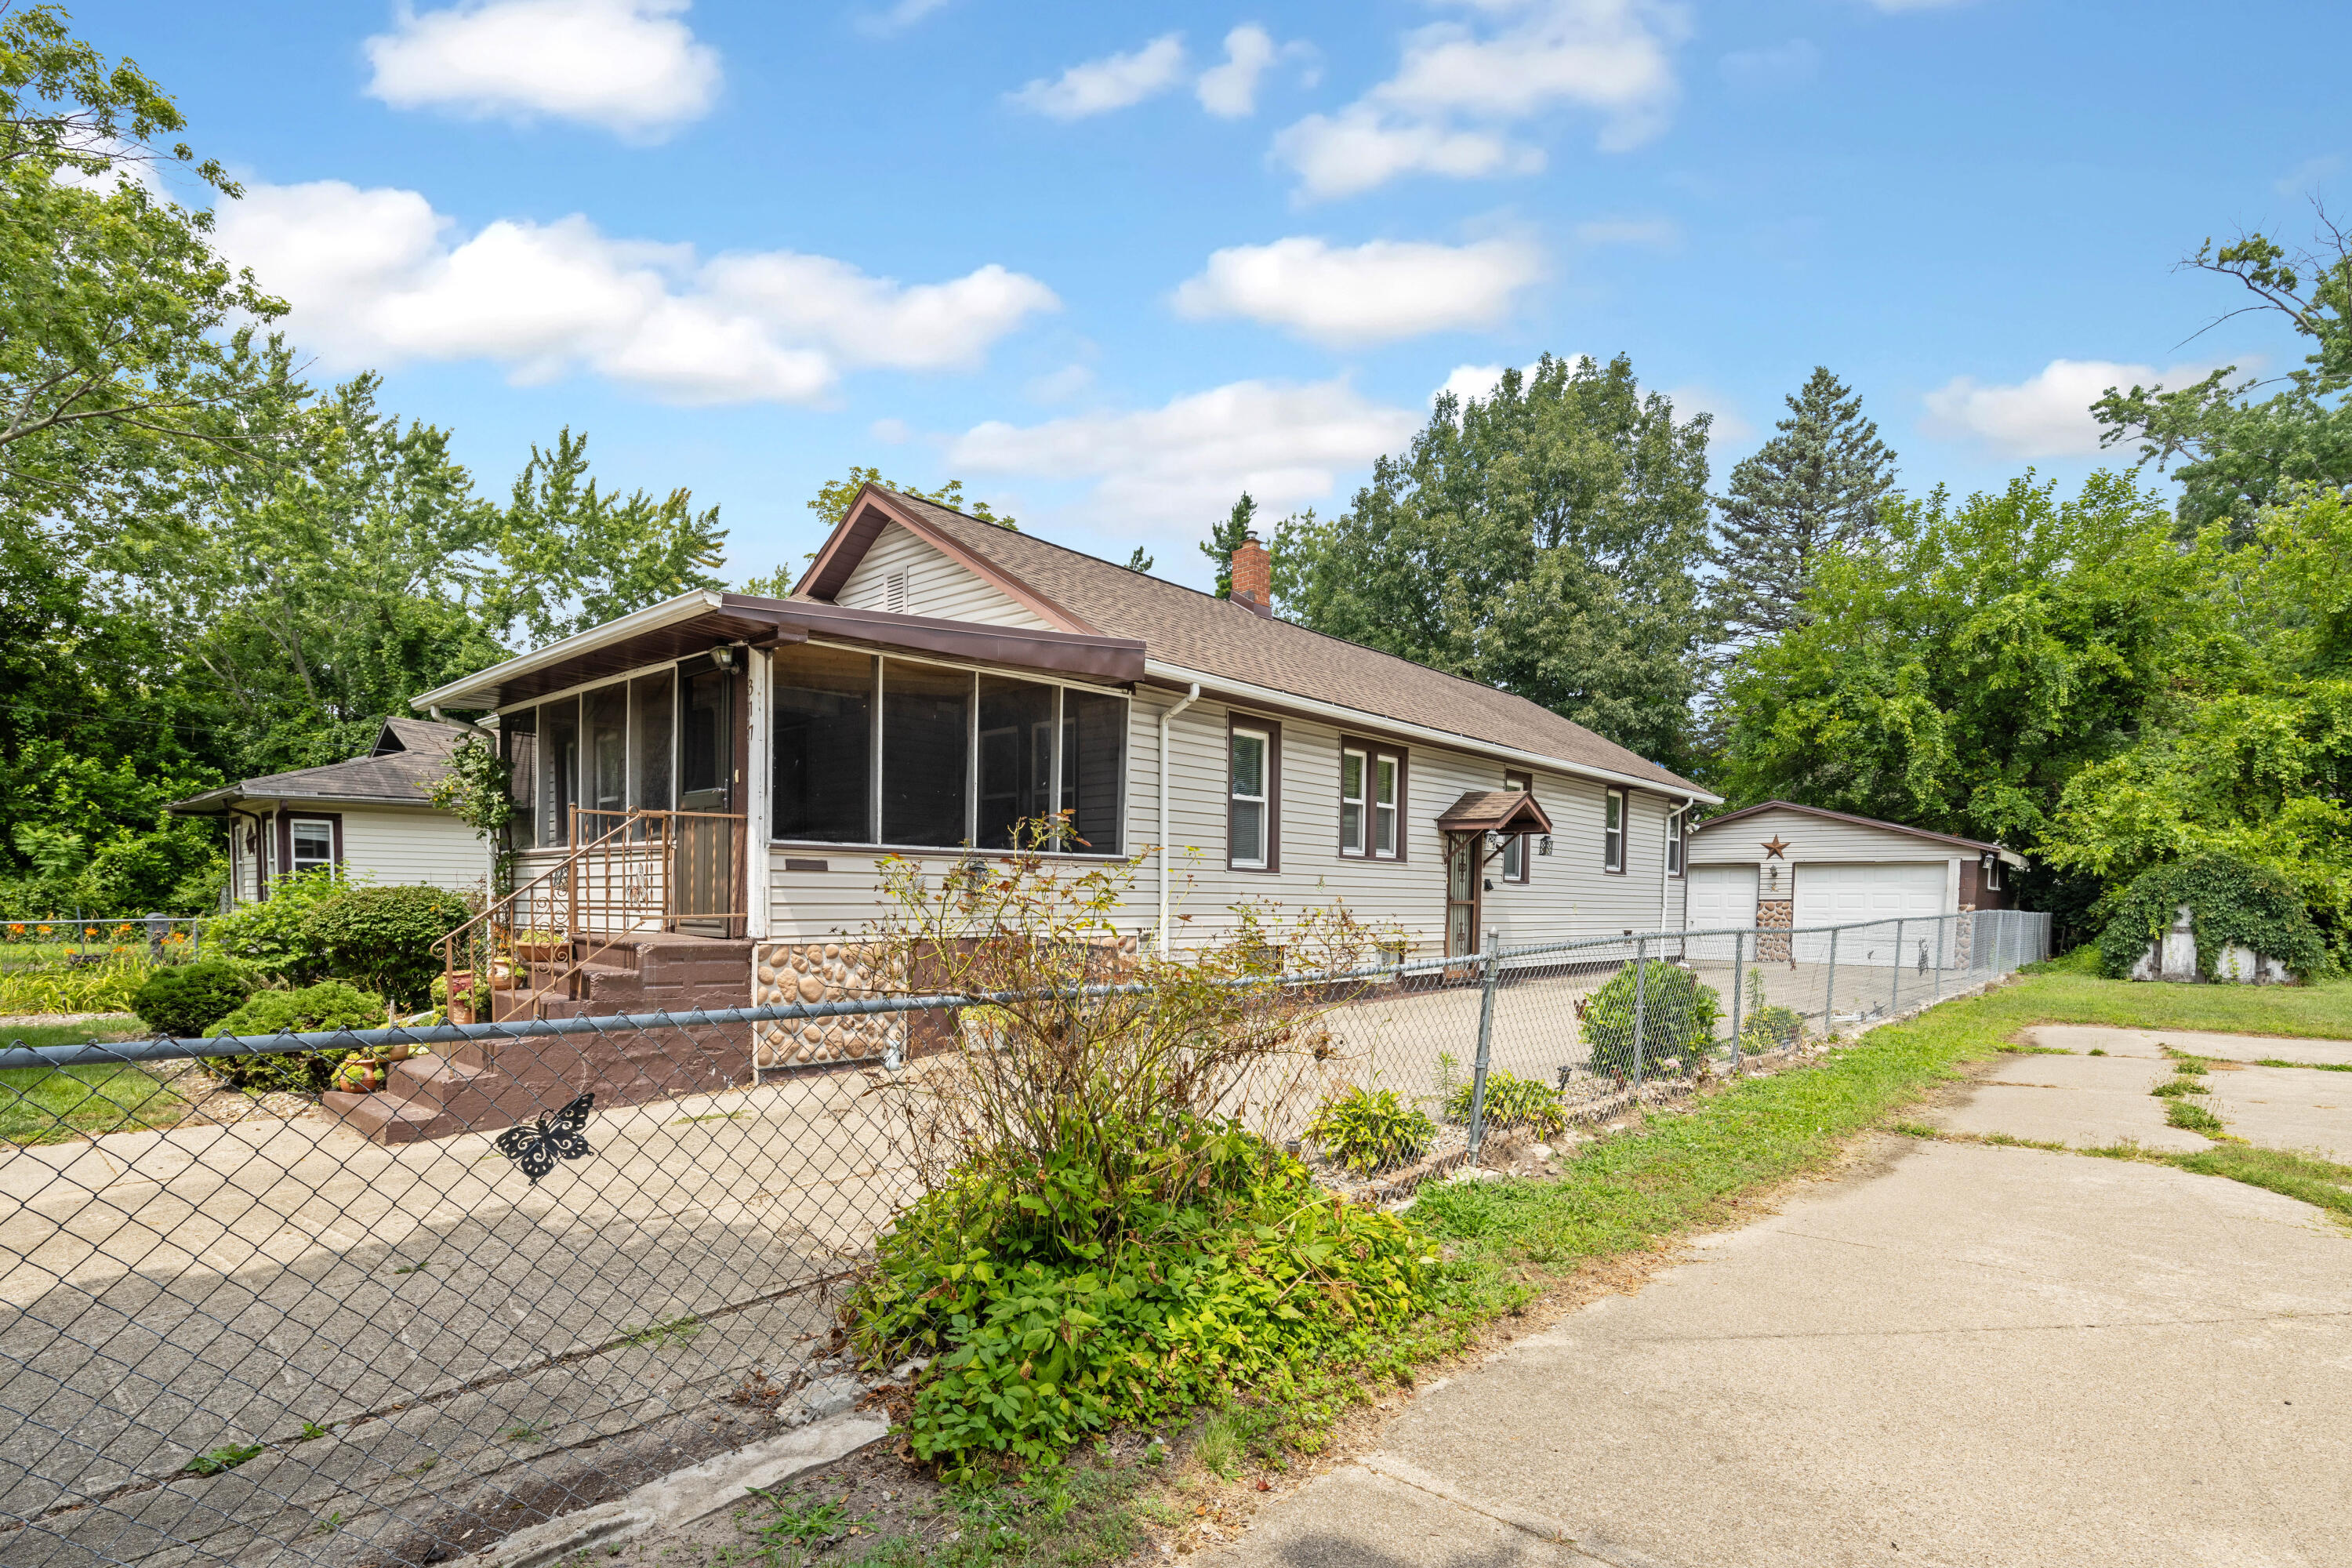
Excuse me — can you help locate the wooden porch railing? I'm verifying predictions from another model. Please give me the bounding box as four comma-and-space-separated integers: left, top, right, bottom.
437, 808, 748, 1025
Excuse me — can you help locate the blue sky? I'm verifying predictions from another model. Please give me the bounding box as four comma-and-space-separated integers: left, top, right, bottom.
97, 0, 2348, 591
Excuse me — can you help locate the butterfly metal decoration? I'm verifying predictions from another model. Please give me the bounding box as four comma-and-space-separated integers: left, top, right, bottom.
494, 1093, 595, 1183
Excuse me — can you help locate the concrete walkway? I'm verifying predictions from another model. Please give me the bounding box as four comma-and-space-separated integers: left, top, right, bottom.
1205, 1029, 2352, 1568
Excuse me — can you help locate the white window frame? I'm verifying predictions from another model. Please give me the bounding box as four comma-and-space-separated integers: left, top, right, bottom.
289, 818, 336, 876
1603, 788, 1626, 874
1665, 805, 1685, 877
1339, 746, 1367, 856
1372, 753, 1398, 858
1984, 855, 2004, 891
1501, 771, 1531, 883
1230, 726, 1271, 871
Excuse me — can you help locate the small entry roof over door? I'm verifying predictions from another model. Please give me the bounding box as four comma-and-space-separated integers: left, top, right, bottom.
1436, 789, 1556, 836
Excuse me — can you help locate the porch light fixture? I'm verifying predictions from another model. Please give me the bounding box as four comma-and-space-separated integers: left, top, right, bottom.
710, 644, 737, 670
1538, 835, 1553, 857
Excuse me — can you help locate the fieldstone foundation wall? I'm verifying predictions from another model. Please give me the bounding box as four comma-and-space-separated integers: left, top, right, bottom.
751, 941, 909, 1069
1755, 898, 1793, 963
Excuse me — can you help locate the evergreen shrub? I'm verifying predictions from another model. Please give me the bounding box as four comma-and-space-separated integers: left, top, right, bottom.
204, 981, 388, 1092
302, 884, 472, 1006
2095, 854, 2325, 982
1584, 962, 1722, 1077
129, 960, 253, 1038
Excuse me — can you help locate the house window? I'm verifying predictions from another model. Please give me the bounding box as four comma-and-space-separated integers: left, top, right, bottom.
1984, 855, 2004, 891
774, 644, 873, 843
881, 659, 971, 848
540, 696, 580, 846
1339, 740, 1404, 859
289, 818, 336, 875
978, 673, 1056, 850
631, 670, 674, 812
1603, 788, 1625, 873
1229, 722, 1275, 870
1061, 688, 1125, 855
1666, 805, 1686, 877
502, 706, 537, 848
1501, 771, 1532, 882
586, 683, 628, 823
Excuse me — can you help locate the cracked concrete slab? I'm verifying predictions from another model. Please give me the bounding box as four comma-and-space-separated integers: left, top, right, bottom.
1205, 1136, 2352, 1568
2023, 1025, 2352, 1066
2205, 1065, 2352, 1160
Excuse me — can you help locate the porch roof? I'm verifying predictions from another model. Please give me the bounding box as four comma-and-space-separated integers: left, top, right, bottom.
409, 591, 1149, 712
1435, 789, 1556, 835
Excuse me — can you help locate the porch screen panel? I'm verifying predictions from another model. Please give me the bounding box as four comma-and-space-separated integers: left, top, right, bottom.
881, 660, 970, 848
774, 644, 873, 843
539, 698, 579, 846
631, 672, 673, 812
502, 707, 537, 849
1061, 689, 1125, 855
977, 675, 1055, 850
586, 684, 628, 818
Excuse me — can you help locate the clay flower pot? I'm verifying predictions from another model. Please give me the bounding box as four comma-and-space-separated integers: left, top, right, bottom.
332, 1055, 388, 1094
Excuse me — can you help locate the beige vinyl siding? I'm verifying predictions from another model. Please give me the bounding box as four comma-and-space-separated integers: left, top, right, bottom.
833, 523, 1050, 628
336, 807, 487, 897
1688, 806, 1969, 866
765, 689, 1696, 953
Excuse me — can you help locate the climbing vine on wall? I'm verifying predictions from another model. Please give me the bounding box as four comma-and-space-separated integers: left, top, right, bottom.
2095, 853, 2328, 981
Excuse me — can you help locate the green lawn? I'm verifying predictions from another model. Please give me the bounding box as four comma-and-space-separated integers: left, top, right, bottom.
0, 1016, 183, 1146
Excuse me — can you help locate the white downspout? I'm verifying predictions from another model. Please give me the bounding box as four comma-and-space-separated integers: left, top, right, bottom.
1156, 683, 1201, 956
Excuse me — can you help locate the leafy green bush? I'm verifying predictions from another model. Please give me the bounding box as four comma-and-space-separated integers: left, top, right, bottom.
1739, 1004, 1806, 1056
2096, 853, 2327, 981
1305, 1086, 1437, 1174
848, 1120, 1433, 1479
302, 884, 472, 1007
203, 869, 352, 982
1442, 1069, 1565, 1138
1583, 961, 1722, 1077
204, 981, 388, 1092
129, 960, 253, 1038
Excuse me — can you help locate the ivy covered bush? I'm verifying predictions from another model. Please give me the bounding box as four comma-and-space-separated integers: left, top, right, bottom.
204, 981, 389, 1092
1305, 1085, 1436, 1174
845, 824, 1433, 1477
1583, 962, 1722, 1078
302, 884, 472, 1007
129, 960, 254, 1038
2095, 853, 2326, 982
1442, 1069, 1565, 1138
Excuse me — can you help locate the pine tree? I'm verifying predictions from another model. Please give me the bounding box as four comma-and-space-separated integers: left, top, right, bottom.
1199, 492, 1255, 598
1709, 367, 1897, 645
1124, 546, 1154, 573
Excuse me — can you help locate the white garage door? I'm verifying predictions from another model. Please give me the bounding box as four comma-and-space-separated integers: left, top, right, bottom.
1682, 865, 1758, 960
1793, 862, 1947, 964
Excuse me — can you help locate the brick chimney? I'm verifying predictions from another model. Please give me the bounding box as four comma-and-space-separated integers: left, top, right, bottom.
1230, 533, 1273, 619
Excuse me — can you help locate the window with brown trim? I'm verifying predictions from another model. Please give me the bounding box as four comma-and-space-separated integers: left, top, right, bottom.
1227, 716, 1279, 872
1603, 787, 1626, 874
1501, 770, 1532, 882
1339, 738, 1406, 860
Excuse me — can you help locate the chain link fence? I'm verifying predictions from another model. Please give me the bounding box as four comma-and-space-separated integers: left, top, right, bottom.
0, 909, 2047, 1567
2, 917, 206, 975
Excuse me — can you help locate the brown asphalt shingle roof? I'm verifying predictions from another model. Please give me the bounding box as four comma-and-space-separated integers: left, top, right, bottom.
169, 718, 472, 812
873, 491, 1706, 795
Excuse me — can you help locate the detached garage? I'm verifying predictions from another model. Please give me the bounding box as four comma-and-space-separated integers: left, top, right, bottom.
1685, 800, 2025, 964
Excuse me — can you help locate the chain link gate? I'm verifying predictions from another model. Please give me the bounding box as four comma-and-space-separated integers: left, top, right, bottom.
1, 909, 2047, 1566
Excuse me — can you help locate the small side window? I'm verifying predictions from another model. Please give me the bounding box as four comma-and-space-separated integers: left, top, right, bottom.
1231, 728, 1270, 870
1603, 789, 1625, 874
1666, 806, 1685, 877
1501, 771, 1532, 883
289, 818, 336, 875
1339, 747, 1367, 855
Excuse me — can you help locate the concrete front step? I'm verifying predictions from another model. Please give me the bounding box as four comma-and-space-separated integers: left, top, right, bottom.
343, 933, 759, 1143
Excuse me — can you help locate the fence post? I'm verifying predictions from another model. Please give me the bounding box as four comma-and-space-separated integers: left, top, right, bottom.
1823, 926, 1839, 1037
1465, 929, 1501, 1161
1630, 936, 1649, 1092
1729, 928, 1746, 1075
1890, 916, 1904, 1020
1931, 915, 1944, 1005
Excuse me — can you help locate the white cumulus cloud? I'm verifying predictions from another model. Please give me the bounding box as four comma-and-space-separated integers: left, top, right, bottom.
1009, 33, 1188, 120
1921, 358, 2217, 458
213, 179, 1057, 405
365, 0, 721, 139
1274, 0, 1688, 200
1196, 24, 1315, 118
1173, 236, 1542, 347
949, 378, 1420, 529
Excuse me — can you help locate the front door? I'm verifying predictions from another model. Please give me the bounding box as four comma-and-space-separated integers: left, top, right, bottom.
1446, 831, 1481, 959
675, 661, 739, 934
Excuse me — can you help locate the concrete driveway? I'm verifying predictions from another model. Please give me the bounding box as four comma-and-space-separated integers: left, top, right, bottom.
1205, 1029, 2352, 1568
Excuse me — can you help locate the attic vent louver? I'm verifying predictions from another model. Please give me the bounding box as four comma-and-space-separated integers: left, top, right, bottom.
884, 568, 909, 615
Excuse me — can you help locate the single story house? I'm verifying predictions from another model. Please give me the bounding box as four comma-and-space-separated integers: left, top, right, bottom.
1684, 800, 2025, 961
169, 717, 488, 906
410, 482, 1719, 976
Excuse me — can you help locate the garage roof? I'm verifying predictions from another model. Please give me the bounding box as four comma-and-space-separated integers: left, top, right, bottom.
1691, 800, 2027, 867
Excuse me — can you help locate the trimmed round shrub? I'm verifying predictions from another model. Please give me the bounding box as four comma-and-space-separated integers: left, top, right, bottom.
204, 981, 389, 1093
129, 960, 254, 1038
302, 884, 473, 1007
1441, 1069, 1566, 1138
1305, 1085, 1438, 1174
2095, 854, 2325, 982
1583, 961, 1722, 1078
